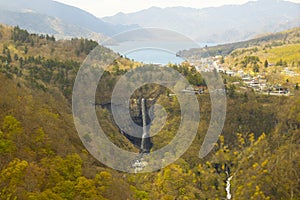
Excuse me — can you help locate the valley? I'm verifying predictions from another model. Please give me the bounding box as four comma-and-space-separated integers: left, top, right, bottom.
0, 23, 299, 199
0, 0, 299, 199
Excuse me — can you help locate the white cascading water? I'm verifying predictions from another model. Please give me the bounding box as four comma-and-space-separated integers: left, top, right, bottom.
226, 174, 233, 199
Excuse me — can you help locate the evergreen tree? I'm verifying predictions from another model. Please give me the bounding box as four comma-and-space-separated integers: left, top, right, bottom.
264, 60, 268, 68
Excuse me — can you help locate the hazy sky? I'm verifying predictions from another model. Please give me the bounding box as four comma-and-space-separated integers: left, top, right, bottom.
54, 0, 300, 18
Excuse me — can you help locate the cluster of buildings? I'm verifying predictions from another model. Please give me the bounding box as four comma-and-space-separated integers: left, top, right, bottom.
284, 68, 299, 77
241, 75, 289, 95
193, 57, 294, 96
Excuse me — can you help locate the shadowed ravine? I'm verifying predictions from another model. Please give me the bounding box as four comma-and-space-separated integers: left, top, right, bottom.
98, 98, 153, 152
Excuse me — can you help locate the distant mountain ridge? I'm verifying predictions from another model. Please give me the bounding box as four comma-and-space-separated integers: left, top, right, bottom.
0, 10, 106, 41
0, 0, 299, 43
0, 0, 138, 41
103, 0, 300, 43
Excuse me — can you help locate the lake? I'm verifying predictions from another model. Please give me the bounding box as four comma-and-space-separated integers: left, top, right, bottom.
105, 41, 216, 65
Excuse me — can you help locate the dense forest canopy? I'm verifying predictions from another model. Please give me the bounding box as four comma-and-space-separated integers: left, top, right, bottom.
0, 24, 299, 199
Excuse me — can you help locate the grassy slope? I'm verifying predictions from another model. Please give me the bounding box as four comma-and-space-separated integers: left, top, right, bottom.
180, 27, 300, 58
222, 28, 300, 85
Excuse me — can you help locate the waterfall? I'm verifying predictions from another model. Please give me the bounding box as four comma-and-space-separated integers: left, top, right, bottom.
226, 175, 233, 199
132, 98, 150, 173
140, 98, 148, 152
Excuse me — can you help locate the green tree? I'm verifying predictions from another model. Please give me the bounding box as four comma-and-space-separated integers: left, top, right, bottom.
6, 49, 12, 63
227, 85, 236, 98
28, 189, 64, 200
253, 64, 259, 73
1, 115, 23, 153
75, 177, 105, 199
130, 186, 150, 200
24, 46, 28, 54
14, 53, 18, 61
52, 180, 76, 200
0, 159, 29, 199
0, 130, 14, 154
264, 60, 268, 68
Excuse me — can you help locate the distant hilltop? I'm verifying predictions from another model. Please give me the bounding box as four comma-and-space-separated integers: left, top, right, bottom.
0, 0, 139, 42
103, 0, 300, 43
0, 0, 299, 45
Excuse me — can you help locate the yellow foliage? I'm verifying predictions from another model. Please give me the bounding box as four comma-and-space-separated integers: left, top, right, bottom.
237, 133, 245, 147
252, 163, 259, 169
261, 159, 268, 168
248, 133, 255, 144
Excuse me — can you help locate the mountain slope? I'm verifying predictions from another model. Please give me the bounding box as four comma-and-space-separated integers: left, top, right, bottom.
0, 10, 106, 41
179, 27, 300, 58
103, 0, 300, 43
0, 0, 138, 41
0, 24, 299, 199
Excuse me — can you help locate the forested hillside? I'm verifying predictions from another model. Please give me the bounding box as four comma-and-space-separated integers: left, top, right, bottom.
0, 24, 299, 199
181, 27, 300, 58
